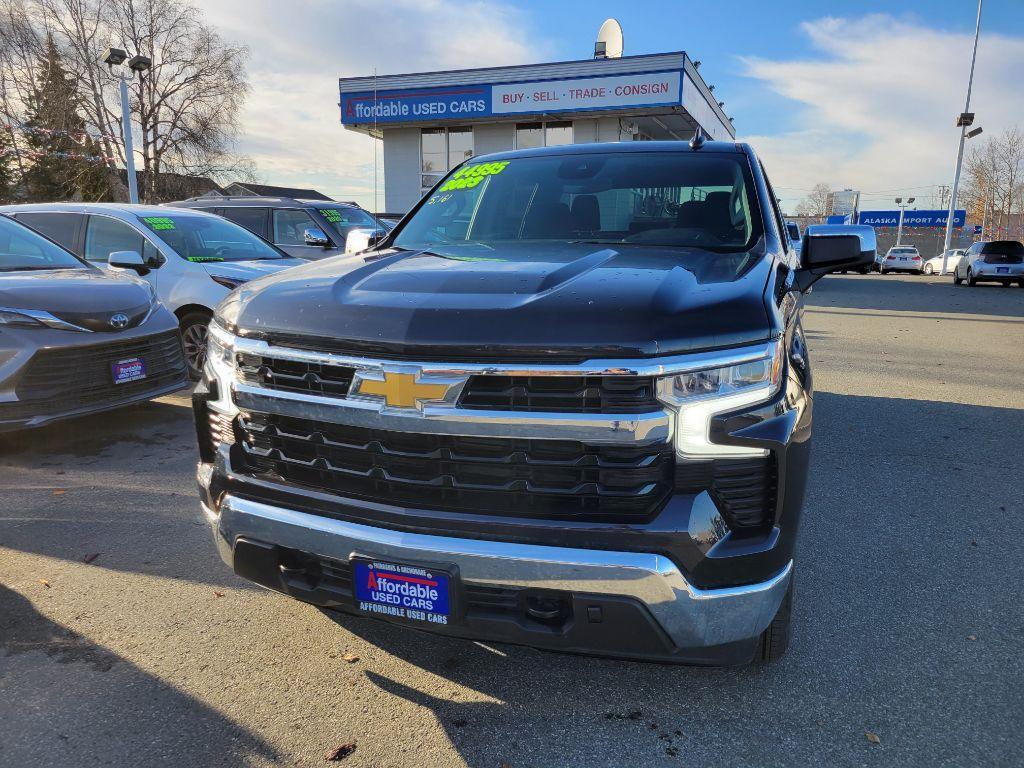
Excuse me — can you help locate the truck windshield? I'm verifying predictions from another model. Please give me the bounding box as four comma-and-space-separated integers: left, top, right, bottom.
0, 216, 87, 271
138, 214, 285, 262
317, 206, 380, 239
394, 151, 763, 254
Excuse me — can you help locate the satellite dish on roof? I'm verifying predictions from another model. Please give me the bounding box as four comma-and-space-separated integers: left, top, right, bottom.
594, 19, 623, 59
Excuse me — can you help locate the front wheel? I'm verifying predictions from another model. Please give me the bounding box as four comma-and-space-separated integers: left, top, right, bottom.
954, 271, 963, 285
759, 576, 793, 663
180, 310, 212, 380
924, 264, 934, 275
858, 267, 870, 275
967, 269, 977, 287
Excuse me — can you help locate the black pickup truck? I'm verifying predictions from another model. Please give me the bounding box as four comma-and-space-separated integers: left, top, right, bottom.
194, 140, 874, 665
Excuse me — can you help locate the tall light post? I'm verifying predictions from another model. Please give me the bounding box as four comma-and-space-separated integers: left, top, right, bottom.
101, 48, 151, 204
895, 197, 915, 245
940, 0, 983, 275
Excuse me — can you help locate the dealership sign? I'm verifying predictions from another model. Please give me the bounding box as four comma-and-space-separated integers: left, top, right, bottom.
340, 70, 683, 125
858, 210, 966, 228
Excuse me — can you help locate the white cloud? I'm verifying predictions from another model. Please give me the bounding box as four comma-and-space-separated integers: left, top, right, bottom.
201, 0, 553, 207
739, 15, 1024, 212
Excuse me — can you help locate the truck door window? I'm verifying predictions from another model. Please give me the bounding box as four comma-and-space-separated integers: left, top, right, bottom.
220, 207, 268, 238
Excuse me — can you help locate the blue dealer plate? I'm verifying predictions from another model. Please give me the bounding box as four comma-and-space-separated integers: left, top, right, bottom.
111, 357, 146, 384
353, 560, 451, 625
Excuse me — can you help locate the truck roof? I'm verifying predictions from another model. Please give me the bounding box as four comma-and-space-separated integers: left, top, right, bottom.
472, 140, 747, 163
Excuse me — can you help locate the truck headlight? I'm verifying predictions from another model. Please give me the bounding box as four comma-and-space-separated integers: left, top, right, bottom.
657, 339, 784, 458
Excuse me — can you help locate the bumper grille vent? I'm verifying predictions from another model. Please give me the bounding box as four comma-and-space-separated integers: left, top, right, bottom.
675, 456, 778, 530
237, 413, 673, 523
458, 375, 658, 414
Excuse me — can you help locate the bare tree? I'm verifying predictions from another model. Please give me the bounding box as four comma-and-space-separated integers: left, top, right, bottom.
795, 183, 832, 217
962, 126, 1024, 236
1, 0, 252, 202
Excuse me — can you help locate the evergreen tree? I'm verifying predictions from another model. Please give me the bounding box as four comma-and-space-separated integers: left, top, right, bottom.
22, 35, 111, 202
0, 129, 15, 202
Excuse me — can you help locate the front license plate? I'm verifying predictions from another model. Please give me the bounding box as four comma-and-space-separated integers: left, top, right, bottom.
353, 559, 452, 625
997, 267, 1009, 274
111, 357, 146, 384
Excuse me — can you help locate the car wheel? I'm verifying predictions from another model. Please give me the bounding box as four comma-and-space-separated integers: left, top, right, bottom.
858, 267, 869, 275
954, 271, 963, 285
180, 310, 212, 380
759, 576, 793, 663
1018, 279, 1024, 288
924, 264, 934, 275
967, 269, 977, 287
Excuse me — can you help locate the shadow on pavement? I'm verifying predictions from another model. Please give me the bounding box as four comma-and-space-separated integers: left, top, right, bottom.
317, 390, 1023, 767
0, 584, 278, 767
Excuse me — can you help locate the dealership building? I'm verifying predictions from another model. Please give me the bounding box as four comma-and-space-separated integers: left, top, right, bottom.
338, 50, 735, 213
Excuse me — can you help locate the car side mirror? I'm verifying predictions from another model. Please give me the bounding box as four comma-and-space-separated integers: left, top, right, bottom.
303, 227, 331, 248
345, 228, 384, 255
109, 250, 149, 275
795, 224, 876, 291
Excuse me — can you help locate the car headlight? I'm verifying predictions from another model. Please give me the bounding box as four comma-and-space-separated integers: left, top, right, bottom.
656, 339, 784, 458
209, 274, 248, 290
0, 308, 46, 328
206, 321, 236, 368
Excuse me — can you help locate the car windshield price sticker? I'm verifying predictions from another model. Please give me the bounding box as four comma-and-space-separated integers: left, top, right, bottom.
319, 209, 343, 223
354, 560, 450, 625
141, 216, 176, 231
438, 161, 509, 191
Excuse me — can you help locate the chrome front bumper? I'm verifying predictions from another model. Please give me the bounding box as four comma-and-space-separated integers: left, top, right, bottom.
204, 493, 792, 650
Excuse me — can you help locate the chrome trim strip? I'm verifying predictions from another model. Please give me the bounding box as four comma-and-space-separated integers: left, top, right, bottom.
233, 382, 671, 444
224, 327, 775, 378
0, 306, 93, 333
209, 494, 792, 649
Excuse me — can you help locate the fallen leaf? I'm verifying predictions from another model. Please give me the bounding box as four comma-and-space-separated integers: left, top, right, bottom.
213, 590, 225, 598
38, 579, 51, 588
865, 731, 881, 745
52, 489, 66, 496
342, 652, 359, 664
83, 553, 100, 564
452, 718, 468, 728
500, 763, 512, 768
967, 634, 977, 641
325, 742, 356, 761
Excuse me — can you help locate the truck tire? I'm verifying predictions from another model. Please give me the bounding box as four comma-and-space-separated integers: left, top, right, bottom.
759, 576, 793, 662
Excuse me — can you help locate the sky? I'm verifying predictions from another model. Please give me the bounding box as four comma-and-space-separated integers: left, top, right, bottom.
201, 0, 1024, 213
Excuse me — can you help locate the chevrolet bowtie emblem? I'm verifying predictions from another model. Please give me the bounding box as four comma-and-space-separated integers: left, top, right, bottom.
355, 372, 453, 409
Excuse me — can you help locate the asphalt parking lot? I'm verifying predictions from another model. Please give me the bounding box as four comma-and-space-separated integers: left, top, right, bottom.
1, 273, 1022, 768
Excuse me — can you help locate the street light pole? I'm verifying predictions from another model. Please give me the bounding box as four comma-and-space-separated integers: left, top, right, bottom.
118, 72, 139, 204
895, 197, 915, 246
941, 0, 983, 275
101, 47, 150, 205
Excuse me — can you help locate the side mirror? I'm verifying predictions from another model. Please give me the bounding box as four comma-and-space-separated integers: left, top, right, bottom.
796, 224, 876, 291
345, 228, 384, 255
302, 227, 331, 247
109, 250, 148, 274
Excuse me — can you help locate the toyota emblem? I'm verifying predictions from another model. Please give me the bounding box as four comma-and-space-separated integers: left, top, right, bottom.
109, 313, 130, 329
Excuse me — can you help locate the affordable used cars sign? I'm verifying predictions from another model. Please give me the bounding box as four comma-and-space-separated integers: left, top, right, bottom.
340, 70, 682, 124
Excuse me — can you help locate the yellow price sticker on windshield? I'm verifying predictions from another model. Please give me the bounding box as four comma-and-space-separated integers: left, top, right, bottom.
439, 161, 510, 192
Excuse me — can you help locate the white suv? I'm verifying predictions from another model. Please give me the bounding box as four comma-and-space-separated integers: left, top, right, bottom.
1, 203, 305, 377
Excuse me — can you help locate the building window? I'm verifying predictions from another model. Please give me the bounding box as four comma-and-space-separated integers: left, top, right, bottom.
421, 127, 474, 195
515, 121, 574, 149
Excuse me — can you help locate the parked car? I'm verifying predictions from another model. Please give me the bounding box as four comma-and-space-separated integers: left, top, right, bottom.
194, 140, 875, 665
785, 221, 802, 259
0, 203, 305, 378
166, 197, 388, 261
923, 248, 964, 275
881, 245, 923, 274
954, 240, 1024, 287
0, 213, 187, 432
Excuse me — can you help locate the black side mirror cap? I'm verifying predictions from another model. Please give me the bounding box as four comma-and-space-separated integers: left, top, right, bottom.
795, 224, 876, 291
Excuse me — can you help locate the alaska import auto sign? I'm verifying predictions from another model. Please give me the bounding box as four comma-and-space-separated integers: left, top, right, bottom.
859, 210, 966, 228
340, 70, 682, 124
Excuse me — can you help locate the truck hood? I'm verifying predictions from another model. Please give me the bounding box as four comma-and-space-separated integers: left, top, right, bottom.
224, 243, 773, 360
